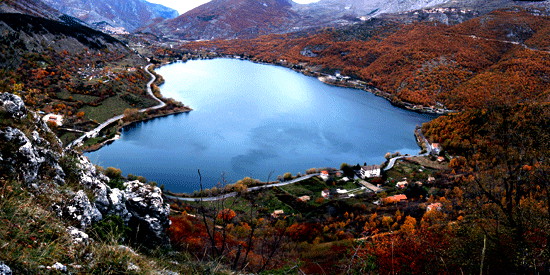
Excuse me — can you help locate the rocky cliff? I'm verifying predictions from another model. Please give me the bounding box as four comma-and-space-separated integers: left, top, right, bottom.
0, 92, 170, 247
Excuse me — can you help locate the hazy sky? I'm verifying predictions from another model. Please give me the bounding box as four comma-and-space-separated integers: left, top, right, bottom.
147, 0, 321, 15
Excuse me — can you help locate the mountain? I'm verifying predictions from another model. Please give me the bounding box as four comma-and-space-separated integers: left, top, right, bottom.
181, 6, 550, 110
141, 0, 299, 40
41, 0, 179, 32
143, 0, 550, 41
0, 10, 129, 69
141, 0, 454, 41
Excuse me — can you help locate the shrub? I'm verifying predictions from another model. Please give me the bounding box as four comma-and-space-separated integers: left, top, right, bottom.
283, 172, 292, 181
235, 176, 259, 186
122, 108, 140, 122
104, 167, 122, 179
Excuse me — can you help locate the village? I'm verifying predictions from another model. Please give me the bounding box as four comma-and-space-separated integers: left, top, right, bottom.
267, 144, 447, 219
168, 134, 449, 225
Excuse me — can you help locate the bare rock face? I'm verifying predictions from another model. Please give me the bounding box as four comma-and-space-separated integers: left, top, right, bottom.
54, 190, 103, 229
0, 262, 12, 275
57, 154, 169, 245
69, 155, 169, 245
124, 180, 170, 246
0, 93, 169, 247
67, 226, 90, 245
0, 93, 27, 119
73, 155, 132, 222
0, 93, 65, 184
0, 127, 44, 182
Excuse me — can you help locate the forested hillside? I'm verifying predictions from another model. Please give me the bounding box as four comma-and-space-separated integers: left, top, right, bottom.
165, 6, 549, 274
182, 7, 550, 110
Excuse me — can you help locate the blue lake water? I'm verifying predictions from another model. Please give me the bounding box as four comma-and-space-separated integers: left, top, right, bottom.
86, 58, 435, 193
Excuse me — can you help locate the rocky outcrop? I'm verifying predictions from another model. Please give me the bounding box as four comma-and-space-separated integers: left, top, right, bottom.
1, 93, 169, 247
57, 154, 170, 245
67, 226, 90, 245
54, 190, 103, 229
124, 180, 170, 246
0, 262, 12, 275
0, 93, 26, 119
0, 93, 65, 184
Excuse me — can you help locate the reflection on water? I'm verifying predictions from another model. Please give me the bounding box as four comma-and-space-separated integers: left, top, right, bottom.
86, 59, 435, 193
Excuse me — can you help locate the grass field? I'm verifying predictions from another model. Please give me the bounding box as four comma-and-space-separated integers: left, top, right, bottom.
77, 94, 150, 122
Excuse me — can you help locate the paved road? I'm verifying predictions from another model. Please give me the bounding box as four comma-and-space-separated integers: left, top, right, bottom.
384, 128, 431, 171
66, 64, 165, 149
165, 174, 319, 202
358, 180, 383, 193
466, 35, 550, 54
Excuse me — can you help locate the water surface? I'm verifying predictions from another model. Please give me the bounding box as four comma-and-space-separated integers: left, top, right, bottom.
86, 59, 434, 192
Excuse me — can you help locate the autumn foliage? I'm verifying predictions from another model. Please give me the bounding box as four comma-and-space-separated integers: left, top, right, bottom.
181, 8, 550, 110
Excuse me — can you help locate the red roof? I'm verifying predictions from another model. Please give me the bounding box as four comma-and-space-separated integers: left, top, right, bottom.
383, 194, 408, 204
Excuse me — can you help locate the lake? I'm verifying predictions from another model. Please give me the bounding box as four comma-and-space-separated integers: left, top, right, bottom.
86, 58, 435, 193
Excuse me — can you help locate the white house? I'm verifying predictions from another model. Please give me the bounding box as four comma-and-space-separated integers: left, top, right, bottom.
271, 210, 284, 218
360, 165, 381, 179
431, 143, 441, 155
396, 181, 408, 189
320, 170, 330, 181
42, 114, 63, 126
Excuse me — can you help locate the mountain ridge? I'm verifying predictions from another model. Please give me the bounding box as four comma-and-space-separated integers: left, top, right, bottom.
42, 0, 179, 32
142, 0, 550, 40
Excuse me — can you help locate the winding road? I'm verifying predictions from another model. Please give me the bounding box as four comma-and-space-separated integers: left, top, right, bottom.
66, 64, 165, 149
465, 34, 550, 54
383, 128, 432, 171
165, 174, 319, 202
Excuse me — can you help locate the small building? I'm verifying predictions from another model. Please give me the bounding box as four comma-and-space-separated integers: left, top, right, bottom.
360, 165, 381, 179
427, 203, 442, 212
396, 181, 408, 189
297, 195, 311, 202
437, 156, 445, 162
42, 114, 63, 126
321, 189, 330, 198
431, 143, 441, 155
427, 176, 436, 183
271, 210, 284, 218
382, 194, 408, 204
320, 170, 330, 181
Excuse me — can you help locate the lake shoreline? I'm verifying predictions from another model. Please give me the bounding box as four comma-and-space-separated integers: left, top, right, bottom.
173, 53, 455, 115
81, 107, 192, 152
87, 58, 435, 193
73, 64, 193, 152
